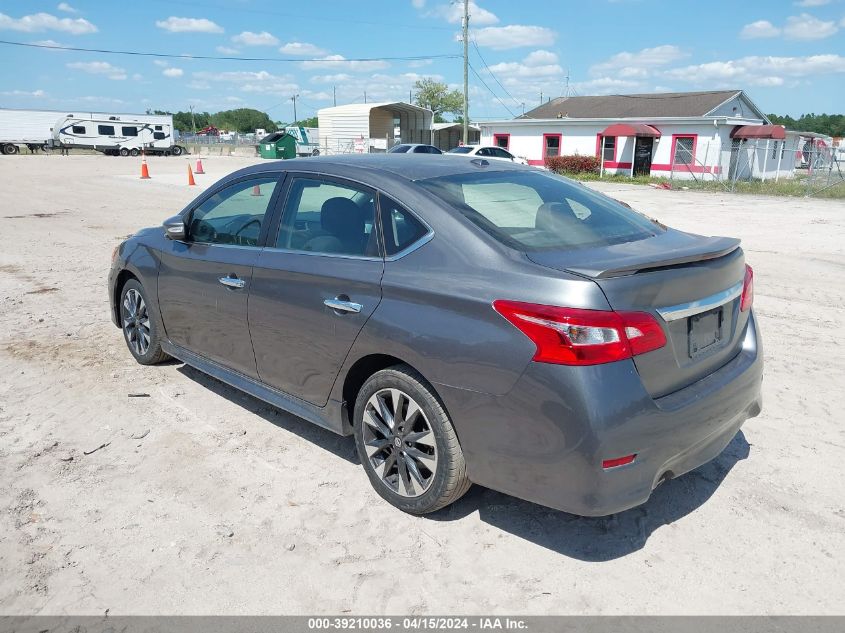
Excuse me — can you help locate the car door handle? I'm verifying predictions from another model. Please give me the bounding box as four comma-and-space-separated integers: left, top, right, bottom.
219, 275, 246, 289
324, 298, 362, 313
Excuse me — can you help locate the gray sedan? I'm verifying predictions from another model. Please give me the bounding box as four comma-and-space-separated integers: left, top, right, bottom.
109, 154, 762, 516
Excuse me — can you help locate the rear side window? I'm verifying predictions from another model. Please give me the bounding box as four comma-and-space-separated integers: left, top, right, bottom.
419, 170, 660, 251
122, 126, 138, 136
153, 132, 165, 140
71, 125, 85, 134
380, 197, 428, 256
98, 125, 115, 135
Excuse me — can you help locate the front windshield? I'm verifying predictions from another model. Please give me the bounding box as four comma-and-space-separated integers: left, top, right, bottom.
418, 170, 661, 251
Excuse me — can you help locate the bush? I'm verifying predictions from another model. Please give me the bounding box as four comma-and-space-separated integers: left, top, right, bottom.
545, 154, 600, 174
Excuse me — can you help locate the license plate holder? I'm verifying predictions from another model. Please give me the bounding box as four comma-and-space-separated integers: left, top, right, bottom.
688, 307, 723, 358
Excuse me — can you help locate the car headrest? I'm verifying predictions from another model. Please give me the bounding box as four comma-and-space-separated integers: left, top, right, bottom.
320, 197, 364, 247
535, 201, 580, 232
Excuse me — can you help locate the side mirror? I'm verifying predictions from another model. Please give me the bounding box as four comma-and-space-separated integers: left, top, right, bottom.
163, 215, 186, 241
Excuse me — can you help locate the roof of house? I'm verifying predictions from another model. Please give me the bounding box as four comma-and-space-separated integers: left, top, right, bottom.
520, 90, 746, 120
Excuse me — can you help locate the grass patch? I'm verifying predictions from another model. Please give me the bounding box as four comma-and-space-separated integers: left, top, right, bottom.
554, 170, 845, 199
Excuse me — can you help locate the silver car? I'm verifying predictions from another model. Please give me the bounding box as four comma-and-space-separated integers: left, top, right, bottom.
109, 155, 762, 516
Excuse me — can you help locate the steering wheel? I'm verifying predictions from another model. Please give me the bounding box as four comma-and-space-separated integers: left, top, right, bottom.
192, 221, 217, 242
233, 218, 261, 244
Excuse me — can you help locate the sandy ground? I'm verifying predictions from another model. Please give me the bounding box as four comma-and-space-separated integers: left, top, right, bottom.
0, 154, 843, 615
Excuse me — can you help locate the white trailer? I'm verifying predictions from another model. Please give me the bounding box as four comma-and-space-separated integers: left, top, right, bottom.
52, 112, 186, 156
0, 108, 64, 154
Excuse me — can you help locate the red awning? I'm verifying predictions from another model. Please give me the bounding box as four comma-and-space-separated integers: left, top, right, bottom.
730, 125, 786, 140
600, 123, 661, 138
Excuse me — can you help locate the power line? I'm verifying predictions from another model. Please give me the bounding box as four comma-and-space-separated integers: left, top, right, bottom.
468, 62, 516, 118
0, 40, 460, 63
471, 38, 521, 108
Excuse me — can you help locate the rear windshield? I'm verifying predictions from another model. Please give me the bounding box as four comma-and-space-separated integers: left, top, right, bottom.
447, 147, 473, 154
418, 170, 661, 251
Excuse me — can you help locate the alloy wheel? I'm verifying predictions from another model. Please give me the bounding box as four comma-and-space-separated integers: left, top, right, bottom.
362, 388, 438, 497
122, 288, 151, 356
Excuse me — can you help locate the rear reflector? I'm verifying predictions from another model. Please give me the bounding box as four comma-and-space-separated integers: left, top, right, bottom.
602, 454, 637, 469
493, 300, 666, 366
740, 264, 754, 312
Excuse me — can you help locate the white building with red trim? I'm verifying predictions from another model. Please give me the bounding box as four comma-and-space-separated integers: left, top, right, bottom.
478, 90, 796, 181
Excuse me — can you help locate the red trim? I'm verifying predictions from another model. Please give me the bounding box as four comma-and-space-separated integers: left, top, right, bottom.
652, 163, 721, 174
602, 161, 632, 169
596, 134, 619, 167
670, 134, 698, 168
731, 124, 785, 140
493, 133, 510, 149
542, 133, 562, 158
600, 123, 661, 138
527, 159, 545, 166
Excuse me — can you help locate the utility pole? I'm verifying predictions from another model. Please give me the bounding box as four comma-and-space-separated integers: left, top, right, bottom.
364, 91, 367, 104
462, 0, 469, 144
291, 94, 299, 123
189, 104, 196, 134
333, 86, 336, 107
540, 90, 543, 104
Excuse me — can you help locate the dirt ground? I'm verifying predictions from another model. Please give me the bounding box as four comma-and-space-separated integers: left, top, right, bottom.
0, 154, 843, 615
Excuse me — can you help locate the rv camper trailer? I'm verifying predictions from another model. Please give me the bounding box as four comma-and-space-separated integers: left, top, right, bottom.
52, 113, 186, 156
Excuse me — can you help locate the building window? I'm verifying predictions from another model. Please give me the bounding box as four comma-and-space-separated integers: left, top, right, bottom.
122, 126, 138, 137
771, 141, 780, 160
493, 133, 509, 149
98, 125, 115, 136
602, 136, 616, 162
71, 125, 85, 134
543, 134, 562, 158
672, 135, 696, 166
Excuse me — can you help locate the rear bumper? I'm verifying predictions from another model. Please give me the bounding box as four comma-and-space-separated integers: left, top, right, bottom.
437, 311, 763, 516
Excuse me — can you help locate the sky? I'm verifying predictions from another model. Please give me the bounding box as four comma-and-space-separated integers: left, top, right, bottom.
0, 0, 844, 122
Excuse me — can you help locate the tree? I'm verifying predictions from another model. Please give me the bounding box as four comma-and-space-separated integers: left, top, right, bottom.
413, 78, 464, 122
767, 113, 845, 138
291, 116, 318, 128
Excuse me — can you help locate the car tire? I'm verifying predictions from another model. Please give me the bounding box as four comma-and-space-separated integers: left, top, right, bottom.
119, 148, 130, 157
130, 148, 140, 157
353, 365, 471, 514
119, 279, 169, 365
171, 145, 183, 157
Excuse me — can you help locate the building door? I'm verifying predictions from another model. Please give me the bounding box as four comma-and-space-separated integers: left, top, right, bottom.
633, 137, 654, 176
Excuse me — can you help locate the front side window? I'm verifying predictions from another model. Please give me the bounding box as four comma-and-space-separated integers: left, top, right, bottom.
122, 126, 138, 137
419, 170, 659, 252
98, 125, 115, 135
381, 197, 428, 256
390, 145, 410, 153
71, 125, 85, 134
276, 178, 378, 257
673, 136, 695, 165
491, 148, 514, 159
188, 176, 280, 247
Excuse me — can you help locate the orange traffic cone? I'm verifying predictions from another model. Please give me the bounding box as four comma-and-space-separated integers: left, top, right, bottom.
140, 155, 150, 179
195, 158, 205, 174
187, 164, 196, 186
251, 184, 262, 196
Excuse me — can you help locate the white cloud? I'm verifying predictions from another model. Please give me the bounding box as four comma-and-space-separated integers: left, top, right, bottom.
131, 73, 142, 81
572, 77, 644, 95
1, 89, 47, 97
488, 50, 562, 78
0, 11, 96, 34
664, 54, 845, 87
740, 20, 781, 39
31, 39, 65, 50
153, 59, 169, 67
57, 3, 77, 13
163, 67, 184, 77
310, 73, 353, 83
192, 69, 299, 96
795, 0, 830, 6
591, 45, 687, 74
67, 61, 127, 80
301, 54, 389, 72
154, 16, 223, 34
430, 1, 499, 26
232, 30, 279, 46
472, 25, 556, 49
216, 45, 240, 54
411, 0, 425, 7
782, 13, 838, 39
187, 80, 211, 90
279, 41, 328, 56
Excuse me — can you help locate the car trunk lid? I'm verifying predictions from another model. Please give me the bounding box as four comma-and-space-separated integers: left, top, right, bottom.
527, 229, 749, 398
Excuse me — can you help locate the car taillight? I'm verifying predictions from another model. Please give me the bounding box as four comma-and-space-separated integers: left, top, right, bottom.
493, 300, 666, 366
740, 264, 753, 312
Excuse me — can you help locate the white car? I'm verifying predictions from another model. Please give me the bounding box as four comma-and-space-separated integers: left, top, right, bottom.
446, 144, 529, 165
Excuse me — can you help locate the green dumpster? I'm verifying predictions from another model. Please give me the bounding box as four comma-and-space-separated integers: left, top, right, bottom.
258, 132, 297, 159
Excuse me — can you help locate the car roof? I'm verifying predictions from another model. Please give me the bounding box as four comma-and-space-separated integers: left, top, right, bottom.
226, 153, 529, 183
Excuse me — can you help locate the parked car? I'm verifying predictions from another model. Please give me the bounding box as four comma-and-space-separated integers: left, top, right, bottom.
109, 155, 762, 516
388, 143, 442, 154
447, 144, 528, 164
